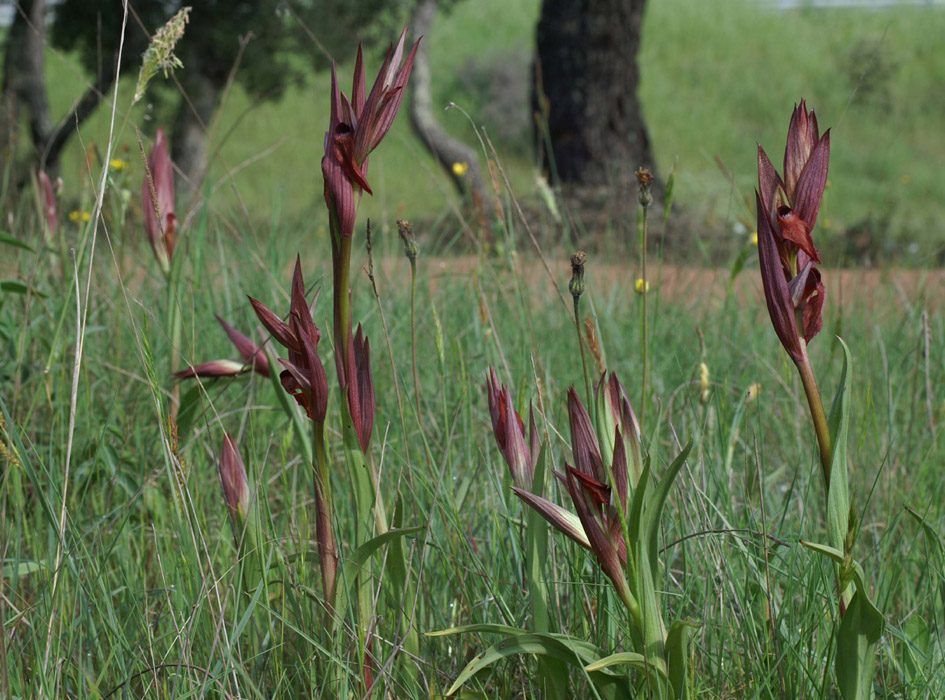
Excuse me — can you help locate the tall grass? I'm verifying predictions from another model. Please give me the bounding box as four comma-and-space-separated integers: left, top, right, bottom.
2, 143, 944, 695
3, 4, 945, 698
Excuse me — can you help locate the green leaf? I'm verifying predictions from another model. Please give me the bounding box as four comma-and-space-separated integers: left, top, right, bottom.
826, 339, 853, 558
334, 526, 424, 618
836, 588, 885, 700
906, 507, 945, 563
583, 650, 658, 674
0, 231, 33, 252
0, 559, 46, 577
440, 632, 628, 697
343, 526, 424, 580
1, 281, 28, 295
897, 615, 930, 686
799, 541, 885, 700
798, 540, 867, 587
666, 619, 700, 700
643, 438, 693, 575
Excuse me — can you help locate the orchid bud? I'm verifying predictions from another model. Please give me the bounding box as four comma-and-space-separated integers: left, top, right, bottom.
219, 434, 250, 522
594, 372, 644, 489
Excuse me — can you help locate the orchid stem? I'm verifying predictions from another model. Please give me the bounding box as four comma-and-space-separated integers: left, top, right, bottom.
313, 421, 338, 612
334, 234, 353, 360
573, 296, 593, 409
794, 349, 832, 489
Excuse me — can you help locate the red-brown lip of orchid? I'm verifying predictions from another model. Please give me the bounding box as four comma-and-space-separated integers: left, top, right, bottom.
567, 466, 611, 508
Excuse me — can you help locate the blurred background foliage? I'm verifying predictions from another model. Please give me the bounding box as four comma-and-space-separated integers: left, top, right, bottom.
3, 0, 945, 263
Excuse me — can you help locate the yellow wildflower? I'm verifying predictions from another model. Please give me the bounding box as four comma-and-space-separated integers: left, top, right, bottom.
746, 383, 762, 403
109, 158, 127, 170
750, 232, 758, 246
634, 278, 650, 295
69, 210, 91, 223
452, 161, 469, 177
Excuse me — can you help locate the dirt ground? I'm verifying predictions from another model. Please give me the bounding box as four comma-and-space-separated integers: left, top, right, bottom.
397, 256, 945, 318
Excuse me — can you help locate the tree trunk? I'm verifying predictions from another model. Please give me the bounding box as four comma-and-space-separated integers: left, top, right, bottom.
1, 0, 52, 166
408, 0, 485, 200
169, 54, 220, 196
534, 0, 656, 194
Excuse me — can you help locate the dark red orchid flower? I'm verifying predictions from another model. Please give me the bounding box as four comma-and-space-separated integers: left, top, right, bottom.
143, 127, 177, 272
322, 27, 419, 239
756, 101, 830, 361
512, 388, 630, 599
343, 323, 375, 453
174, 314, 270, 381
248, 257, 329, 424
486, 368, 539, 490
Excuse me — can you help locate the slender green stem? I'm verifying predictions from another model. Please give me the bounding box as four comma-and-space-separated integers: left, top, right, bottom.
793, 348, 833, 489
639, 203, 649, 430
573, 295, 593, 408
409, 260, 422, 424
333, 235, 353, 361
313, 421, 337, 611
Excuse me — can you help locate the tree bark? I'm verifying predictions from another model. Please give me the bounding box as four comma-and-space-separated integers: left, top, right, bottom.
534, 0, 656, 192
1, 0, 52, 165
408, 0, 485, 200
169, 53, 221, 195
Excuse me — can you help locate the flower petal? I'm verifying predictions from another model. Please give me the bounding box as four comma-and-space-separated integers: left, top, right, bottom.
173, 359, 246, 380
776, 206, 820, 264
567, 388, 604, 483
353, 325, 375, 452
792, 130, 830, 231
215, 314, 269, 377
512, 487, 591, 550
756, 190, 802, 361
248, 296, 298, 351
783, 100, 819, 199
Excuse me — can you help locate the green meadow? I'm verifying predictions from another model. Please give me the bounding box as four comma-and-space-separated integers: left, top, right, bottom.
2, 0, 945, 697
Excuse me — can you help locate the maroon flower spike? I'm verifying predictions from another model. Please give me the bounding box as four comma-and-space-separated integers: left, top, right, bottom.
174, 315, 270, 381
249, 256, 329, 424
567, 388, 605, 484
143, 127, 177, 272
38, 170, 57, 233
596, 371, 644, 488
322, 27, 419, 239
511, 387, 631, 598
564, 463, 630, 598
486, 368, 539, 489
344, 324, 375, 453
756, 101, 830, 361
219, 433, 250, 521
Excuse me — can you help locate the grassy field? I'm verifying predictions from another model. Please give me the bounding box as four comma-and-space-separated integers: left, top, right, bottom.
3, 1, 945, 698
